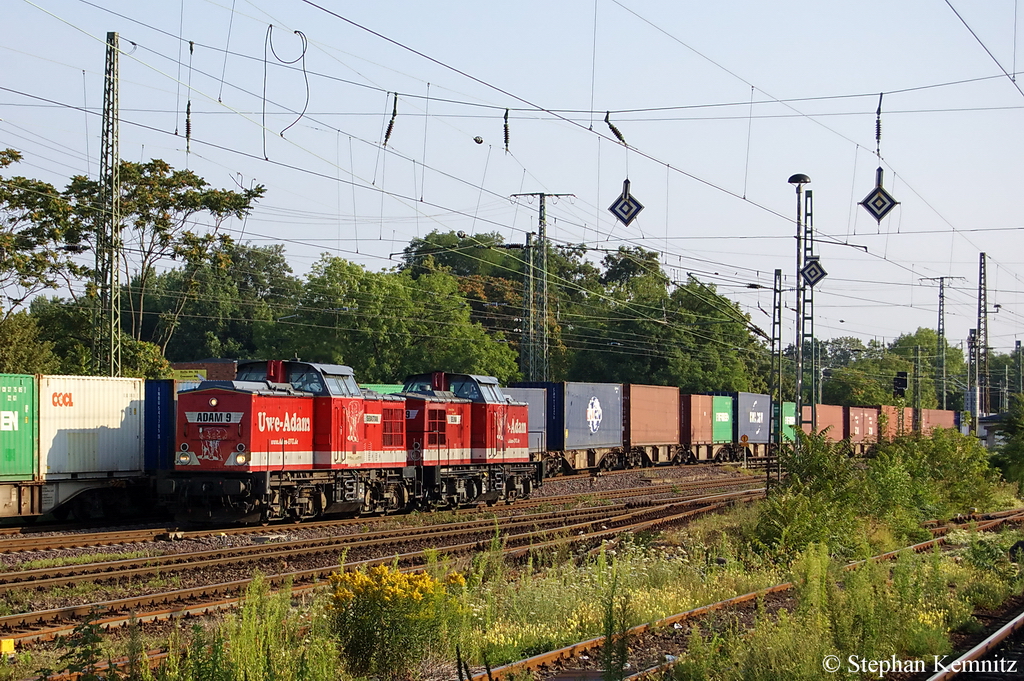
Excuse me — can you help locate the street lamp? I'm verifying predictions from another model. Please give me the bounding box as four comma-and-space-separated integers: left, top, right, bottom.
789, 174, 810, 448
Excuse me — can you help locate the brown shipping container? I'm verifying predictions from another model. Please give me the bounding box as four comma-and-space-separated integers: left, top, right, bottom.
919, 409, 955, 436
847, 407, 879, 444
624, 384, 680, 447
879, 405, 915, 439
680, 394, 714, 445
170, 359, 237, 381
801, 404, 845, 441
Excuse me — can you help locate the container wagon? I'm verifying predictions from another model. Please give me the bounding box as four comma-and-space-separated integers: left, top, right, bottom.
732, 392, 771, 458
919, 409, 956, 436
801, 404, 845, 441
502, 387, 547, 459
680, 394, 715, 463
0, 374, 40, 517
847, 406, 880, 455
38, 375, 147, 519
623, 384, 679, 466
512, 381, 624, 472
710, 395, 735, 461
880, 405, 914, 440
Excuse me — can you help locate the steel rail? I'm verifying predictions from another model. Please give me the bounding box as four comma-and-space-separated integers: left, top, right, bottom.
0, 475, 760, 554
3, 492, 763, 646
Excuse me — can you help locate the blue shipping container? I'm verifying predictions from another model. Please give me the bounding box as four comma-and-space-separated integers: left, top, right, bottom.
513, 382, 623, 451
144, 380, 176, 471
734, 392, 771, 444
502, 387, 547, 455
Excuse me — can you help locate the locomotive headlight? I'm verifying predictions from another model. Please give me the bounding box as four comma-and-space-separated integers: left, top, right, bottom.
177, 452, 191, 465
209, 398, 219, 407
234, 453, 248, 465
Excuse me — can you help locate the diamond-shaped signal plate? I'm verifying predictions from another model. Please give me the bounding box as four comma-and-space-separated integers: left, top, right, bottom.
860, 185, 898, 223
609, 179, 644, 226
801, 259, 827, 287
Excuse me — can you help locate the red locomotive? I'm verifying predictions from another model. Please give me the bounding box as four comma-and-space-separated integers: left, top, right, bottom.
161, 360, 539, 524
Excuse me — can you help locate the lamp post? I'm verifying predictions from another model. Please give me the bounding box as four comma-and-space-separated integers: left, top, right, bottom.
789, 173, 810, 450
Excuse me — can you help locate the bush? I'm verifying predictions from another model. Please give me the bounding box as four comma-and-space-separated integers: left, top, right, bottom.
329, 564, 465, 680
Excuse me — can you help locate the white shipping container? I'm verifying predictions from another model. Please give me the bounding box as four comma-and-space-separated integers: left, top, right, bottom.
38, 376, 144, 478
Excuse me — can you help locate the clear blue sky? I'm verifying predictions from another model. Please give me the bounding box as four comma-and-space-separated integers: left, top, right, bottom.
4, 0, 1024, 358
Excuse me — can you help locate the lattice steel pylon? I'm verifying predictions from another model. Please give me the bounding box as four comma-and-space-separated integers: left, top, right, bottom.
770, 268, 784, 481
93, 32, 122, 377
511, 192, 572, 381
800, 190, 817, 429
920, 276, 964, 409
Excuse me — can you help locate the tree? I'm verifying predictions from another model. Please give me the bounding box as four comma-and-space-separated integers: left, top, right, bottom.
256, 255, 519, 383
62, 159, 264, 341
565, 247, 762, 392
29, 297, 169, 378
0, 311, 59, 374
0, 150, 86, 319
153, 241, 302, 361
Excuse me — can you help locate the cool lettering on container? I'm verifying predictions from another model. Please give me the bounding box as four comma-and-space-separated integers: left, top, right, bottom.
257, 411, 311, 433
51, 392, 73, 407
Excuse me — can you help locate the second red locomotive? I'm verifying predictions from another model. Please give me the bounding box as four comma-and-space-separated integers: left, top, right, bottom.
161, 360, 539, 523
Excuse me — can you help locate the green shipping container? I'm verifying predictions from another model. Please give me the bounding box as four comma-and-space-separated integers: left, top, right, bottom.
0, 374, 37, 481
711, 395, 733, 443
782, 401, 796, 442
360, 383, 404, 395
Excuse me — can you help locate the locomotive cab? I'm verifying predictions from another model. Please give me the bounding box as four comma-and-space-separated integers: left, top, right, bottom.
402, 372, 536, 505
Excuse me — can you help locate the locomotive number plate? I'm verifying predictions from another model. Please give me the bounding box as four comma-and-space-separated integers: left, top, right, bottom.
186, 412, 244, 424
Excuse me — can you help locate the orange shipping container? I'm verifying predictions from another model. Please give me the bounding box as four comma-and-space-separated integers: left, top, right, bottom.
919, 409, 955, 436
624, 384, 680, 447
847, 407, 879, 444
879, 405, 914, 440
801, 404, 845, 441
680, 394, 714, 445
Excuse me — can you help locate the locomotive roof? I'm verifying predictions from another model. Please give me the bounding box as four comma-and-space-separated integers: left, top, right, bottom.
185, 380, 312, 396
237, 360, 355, 376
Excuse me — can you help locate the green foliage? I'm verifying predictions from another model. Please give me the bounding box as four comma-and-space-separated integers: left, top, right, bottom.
757, 428, 1001, 558
329, 564, 463, 680
0, 311, 59, 373
63, 159, 264, 345
158, 575, 337, 681
671, 539, 1023, 680
156, 242, 302, 361
568, 252, 763, 391
259, 255, 519, 382
991, 394, 1024, 492
34, 609, 109, 681
0, 150, 87, 316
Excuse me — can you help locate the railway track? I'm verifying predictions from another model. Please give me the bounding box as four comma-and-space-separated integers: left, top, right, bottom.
0, 473, 759, 554
471, 511, 1024, 680
0, 487, 763, 647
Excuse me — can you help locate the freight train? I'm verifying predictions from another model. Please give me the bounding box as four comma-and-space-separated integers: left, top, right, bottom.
0, 365, 961, 524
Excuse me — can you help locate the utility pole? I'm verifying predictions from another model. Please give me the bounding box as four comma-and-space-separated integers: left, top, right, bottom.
788, 175, 811, 447
521, 233, 536, 380
801, 189, 818, 430
1017, 339, 1022, 395
914, 345, 922, 430
510, 193, 573, 382
93, 32, 121, 377
978, 253, 989, 415
920, 276, 965, 409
